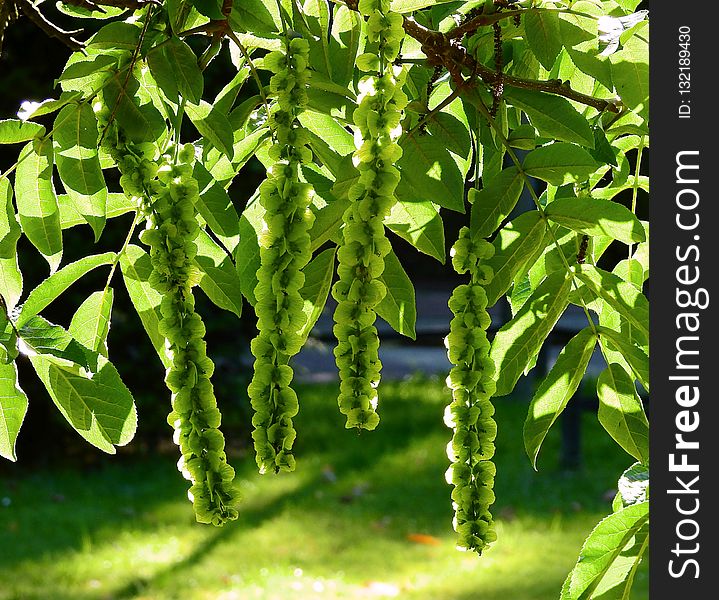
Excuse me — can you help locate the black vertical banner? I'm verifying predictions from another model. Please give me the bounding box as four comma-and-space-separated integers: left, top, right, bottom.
650, 2, 718, 596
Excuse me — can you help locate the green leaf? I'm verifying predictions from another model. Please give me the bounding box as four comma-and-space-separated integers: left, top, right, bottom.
69, 289, 114, 356
390, 0, 456, 12
524, 9, 563, 69
148, 36, 204, 104
597, 363, 649, 464
524, 143, 599, 186
195, 229, 243, 317
561, 502, 649, 600
0, 177, 21, 259
18, 316, 97, 371
0, 361, 29, 461
190, 0, 225, 19
470, 166, 525, 238
56, 2, 125, 19
596, 326, 649, 393
102, 75, 166, 144
29, 354, 137, 454
574, 265, 648, 342
0, 313, 17, 364
298, 247, 337, 344
545, 197, 645, 244
298, 110, 355, 156
59, 192, 135, 229
328, 5, 362, 87
58, 54, 120, 94
590, 126, 618, 167
14, 138, 63, 271
490, 271, 573, 396
524, 327, 597, 469
376, 251, 417, 340
0, 255, 22, 312
120, 245, 170, 368
0, 119, 45, 144
17, 252, 116, 328
194, 162, 240, 252
53, 103, 107, 240
610, 26, 648, 120
386, 199, 445, 263
236, 190, 263, 305
483, 211, 548, 307
398, 124, 466, 213
205, 128, 269, 187
504, 89, 594, 147
185, 101, 235, 159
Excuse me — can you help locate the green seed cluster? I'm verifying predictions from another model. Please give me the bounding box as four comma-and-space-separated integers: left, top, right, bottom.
444, 226, 498, 553
331, 0, 407, 430
247, 37, 314, 474
100, 112, 240, 525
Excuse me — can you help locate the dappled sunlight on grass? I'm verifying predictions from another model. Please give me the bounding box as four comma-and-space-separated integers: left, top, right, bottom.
0, 378, 648, 599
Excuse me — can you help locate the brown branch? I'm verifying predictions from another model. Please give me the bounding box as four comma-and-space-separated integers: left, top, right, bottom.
447, 9, 524, 40
401, 17, 619, 113
17, 0, 84, 51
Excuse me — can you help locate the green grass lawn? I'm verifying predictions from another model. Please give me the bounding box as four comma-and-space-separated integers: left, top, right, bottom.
0, 377, 648, 600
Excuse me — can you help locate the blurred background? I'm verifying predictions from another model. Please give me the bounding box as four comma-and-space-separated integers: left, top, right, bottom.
0, 6, 647, 599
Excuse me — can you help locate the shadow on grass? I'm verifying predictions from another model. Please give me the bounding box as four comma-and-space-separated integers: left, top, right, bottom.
0, 378, 638, 600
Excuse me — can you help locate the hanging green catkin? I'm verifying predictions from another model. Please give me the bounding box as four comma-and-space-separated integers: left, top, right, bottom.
444, 226, 498, 553
246, 35, 314, 474
332, 0, 407, 430
99, 104, 240, 524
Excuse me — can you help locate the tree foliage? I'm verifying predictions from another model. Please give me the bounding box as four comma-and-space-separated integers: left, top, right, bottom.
0, 0, 649, 597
